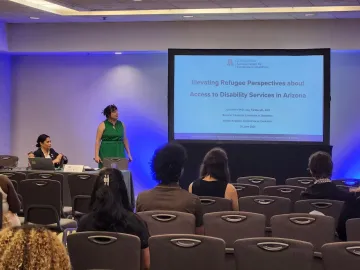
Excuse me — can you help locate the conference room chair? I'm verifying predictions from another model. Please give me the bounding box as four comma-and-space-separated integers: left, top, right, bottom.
234, 237, 313, 270
137, 211, 195, 236
19, 179, 77, 232
203, 211, 266, 248
322, 242, 360, 270
271, 213, 335, 252
263, 185, 306, 205
238, 195, 291, 228
103, 157, 129, 170
149, 234, 225, 270
60, 227, 77, 246
67, 173, 97, 218
294, 199, 344, 225
67, 232, 140, 270
236, 176, 276, 192
10, 179, 18, 193
0, 171, 26, 188
0, 155, 18, 168
346, 218, 360, 241
26, 172, 70, 216
285, 177, 315, 188
199, 196, 233, 214
232, 183, 260, 198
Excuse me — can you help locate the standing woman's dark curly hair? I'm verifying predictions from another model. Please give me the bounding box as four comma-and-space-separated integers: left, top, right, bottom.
102, 104, 118, 119
200, 147, 230, 183
89, 168, 132, 231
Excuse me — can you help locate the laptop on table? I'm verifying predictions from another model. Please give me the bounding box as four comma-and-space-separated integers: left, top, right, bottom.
28, 158, 55, 171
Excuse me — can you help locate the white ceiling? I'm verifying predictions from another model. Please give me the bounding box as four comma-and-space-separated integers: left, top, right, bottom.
1, 0, 360, 23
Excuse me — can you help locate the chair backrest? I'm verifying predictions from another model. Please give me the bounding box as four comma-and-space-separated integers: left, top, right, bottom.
0, 172, 26, 186
271, 213, 335, 251
236, 176, 276, 192
67, 231, 141, 270
137, 211, 195, 236
234, 237, 313, 270
322, 242, 360, 270
232, 183, 260, 198
285, 177, 315, 188
294, 199, 344, 224
27, 172, 64, 204
204, 211, 266, 248
19, 179, 62, 226
103, 157, 129, 170
10, 180, 18, 192
149, 234, 225, 270
67, 173, 97, 214
346, 218, 360, 241
239, 196, 291, 226
199, 196, 233, 214
0, 155, 18, 168
263, 185, 306, 204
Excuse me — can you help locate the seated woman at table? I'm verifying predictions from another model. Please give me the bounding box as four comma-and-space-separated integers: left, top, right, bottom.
28, 134, 66, 167
77, 168, 150, 270
189, 147, 239, 211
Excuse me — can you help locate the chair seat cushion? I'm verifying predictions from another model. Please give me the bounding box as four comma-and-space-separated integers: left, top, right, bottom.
21, 218, 77, 230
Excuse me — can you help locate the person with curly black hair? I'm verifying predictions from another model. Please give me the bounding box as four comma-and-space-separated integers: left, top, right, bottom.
136, 142, 204, 234
94, 104, 132, 168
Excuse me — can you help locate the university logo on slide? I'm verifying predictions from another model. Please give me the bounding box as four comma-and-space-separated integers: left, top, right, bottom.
227, 59, 234, 66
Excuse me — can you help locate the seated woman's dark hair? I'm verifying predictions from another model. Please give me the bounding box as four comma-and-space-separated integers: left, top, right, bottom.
200, 147, 230, 183
36, 134, 49, 148
102, 104, 118, 118
90, 168, 132, 231
151, 142, 187, 185
308, 151, 333, 179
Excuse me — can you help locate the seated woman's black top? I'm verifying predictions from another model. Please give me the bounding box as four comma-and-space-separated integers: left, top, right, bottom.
33, 148, 60, 161
77, 212, 150, 249
191, 179, 228, 198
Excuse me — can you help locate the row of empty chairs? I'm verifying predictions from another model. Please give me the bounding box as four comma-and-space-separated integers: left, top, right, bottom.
137, 211, 360, 247
65, 231, 360, 270
200, 195, 345, 226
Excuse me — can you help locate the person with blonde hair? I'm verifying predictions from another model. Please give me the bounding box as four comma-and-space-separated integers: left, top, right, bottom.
0, 225, 71, 270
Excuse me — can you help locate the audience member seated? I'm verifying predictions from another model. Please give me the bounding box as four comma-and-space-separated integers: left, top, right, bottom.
301, 151, 360, 240
77, 168, 150, 270
0, 225, 71, 270
136, 142, 204, 234
28, 134, 67, 168
0, 174, 21, 228
188, 147, 239, 211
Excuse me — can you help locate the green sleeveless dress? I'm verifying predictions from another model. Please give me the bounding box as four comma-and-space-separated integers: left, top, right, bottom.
99, 120, 125, 168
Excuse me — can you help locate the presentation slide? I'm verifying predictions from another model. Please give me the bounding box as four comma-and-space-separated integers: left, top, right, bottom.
173, 54, 324, 142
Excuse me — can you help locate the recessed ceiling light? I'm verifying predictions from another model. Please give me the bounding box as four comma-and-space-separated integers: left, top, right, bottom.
115, 52, 123, 55
183, 15, 194, 18
133, 0, 142, 1
305, 13, 315, 16
30, 17, 40, 19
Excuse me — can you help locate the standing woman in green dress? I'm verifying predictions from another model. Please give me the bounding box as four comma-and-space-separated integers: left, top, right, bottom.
94, 104, 132, 167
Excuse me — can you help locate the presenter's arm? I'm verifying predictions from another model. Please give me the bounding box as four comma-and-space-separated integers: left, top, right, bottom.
123, 123, 133, 162
188, 183, 193, 193
94, 122, 105, 163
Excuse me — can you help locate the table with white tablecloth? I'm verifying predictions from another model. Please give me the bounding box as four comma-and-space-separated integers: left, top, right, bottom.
0, 168, 134, 208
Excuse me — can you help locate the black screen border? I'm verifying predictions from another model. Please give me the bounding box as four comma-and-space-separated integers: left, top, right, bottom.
168, 48, 331, 145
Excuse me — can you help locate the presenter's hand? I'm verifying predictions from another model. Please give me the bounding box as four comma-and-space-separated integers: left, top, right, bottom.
94, 156, 102, 164
128, 155, 133, 162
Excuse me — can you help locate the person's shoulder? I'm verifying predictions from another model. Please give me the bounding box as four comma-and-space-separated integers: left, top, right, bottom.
137, 188, 156, 202
33, 148, 42, 156
77, 213, 95, 231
